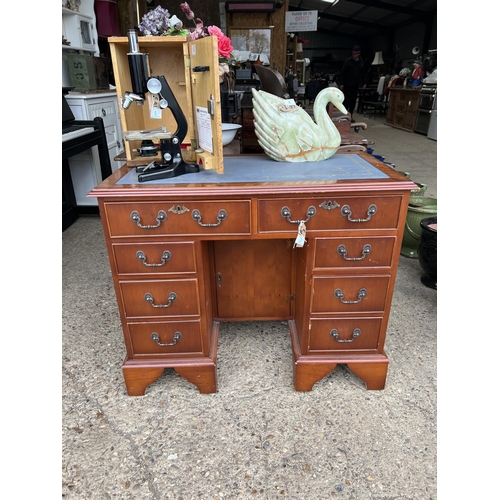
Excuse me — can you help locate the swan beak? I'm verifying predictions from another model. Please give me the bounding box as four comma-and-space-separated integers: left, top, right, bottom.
337, 102, 348, 115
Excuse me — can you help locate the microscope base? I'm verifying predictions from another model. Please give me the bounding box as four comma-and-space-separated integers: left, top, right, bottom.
137, 160, 200, 182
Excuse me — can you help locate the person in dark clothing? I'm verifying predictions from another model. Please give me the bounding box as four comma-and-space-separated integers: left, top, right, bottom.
339, 45, 367, 119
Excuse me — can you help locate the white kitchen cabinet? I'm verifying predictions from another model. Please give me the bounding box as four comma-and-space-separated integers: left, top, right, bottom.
62, 6, 98, 53
62, 2, 100, 87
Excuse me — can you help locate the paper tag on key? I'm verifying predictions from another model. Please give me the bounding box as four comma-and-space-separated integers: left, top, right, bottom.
294, 221, 307, 248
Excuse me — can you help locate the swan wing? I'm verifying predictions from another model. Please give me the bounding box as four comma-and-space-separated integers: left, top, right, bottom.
253, 121, 287, 162
252, 89, 325, 161
251, 91, 289, 161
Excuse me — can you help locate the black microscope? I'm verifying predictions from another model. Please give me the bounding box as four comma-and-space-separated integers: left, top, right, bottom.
122, 29, 199, 182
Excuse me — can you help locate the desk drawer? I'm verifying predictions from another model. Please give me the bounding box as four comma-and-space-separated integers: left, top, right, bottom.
314, 237, 396, 269
257, 196, 401, 233
311, 276, 390, 313
120, 279, 200, 318
128, 320, 204, 357
104, 200, 251, 237
308, 317, 382, 353
112, 242, 196, 276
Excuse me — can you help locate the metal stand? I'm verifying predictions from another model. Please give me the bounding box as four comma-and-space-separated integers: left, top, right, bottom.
136, 76, 199, 182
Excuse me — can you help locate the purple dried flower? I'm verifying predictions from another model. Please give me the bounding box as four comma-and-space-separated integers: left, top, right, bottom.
139, 6, 171, 36
180, 2, 195, 21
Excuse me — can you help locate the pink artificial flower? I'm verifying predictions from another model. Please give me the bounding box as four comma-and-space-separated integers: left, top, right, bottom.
207, 26, 234, 59
207, 26, 223, 38
180, 2, 195, 20
188, 18, 206, 40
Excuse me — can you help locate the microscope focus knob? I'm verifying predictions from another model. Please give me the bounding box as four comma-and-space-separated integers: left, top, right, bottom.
147, 78, 162, 94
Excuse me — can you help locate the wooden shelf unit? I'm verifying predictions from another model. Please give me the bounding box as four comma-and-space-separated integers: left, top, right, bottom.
385, 88, 420, 131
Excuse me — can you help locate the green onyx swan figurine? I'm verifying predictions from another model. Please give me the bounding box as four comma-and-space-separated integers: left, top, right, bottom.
251, 87, 348, 162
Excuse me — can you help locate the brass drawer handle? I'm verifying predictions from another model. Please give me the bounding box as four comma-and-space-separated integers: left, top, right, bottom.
281, 205, 316, 224
130, 210, 167, 229
337, 244, 372, 261
136, 250, 172, 267
340, 204, 377, 223
151, 331, 182, 346
144, 292, 177, 308
334, 288, 367, 304
330, 328, 361, 343
192, 208, 227, 227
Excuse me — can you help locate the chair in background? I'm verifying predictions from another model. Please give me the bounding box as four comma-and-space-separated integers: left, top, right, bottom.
240, 65, 290, 154
253, 65, 290, 98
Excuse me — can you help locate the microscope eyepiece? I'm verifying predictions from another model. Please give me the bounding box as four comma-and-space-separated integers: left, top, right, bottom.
127, 29, 140, 53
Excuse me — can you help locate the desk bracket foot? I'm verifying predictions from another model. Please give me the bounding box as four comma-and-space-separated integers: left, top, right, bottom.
122, 357, 217, 395
293, 362, 338, 391
347, 360, 388, 390
289, 320, 389, 391
122, 366, 165, 396
174, 365, 217, 394
292, 357, 389, 391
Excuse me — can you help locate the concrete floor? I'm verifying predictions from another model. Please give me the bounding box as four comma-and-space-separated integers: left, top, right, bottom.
62, 115, 437, 499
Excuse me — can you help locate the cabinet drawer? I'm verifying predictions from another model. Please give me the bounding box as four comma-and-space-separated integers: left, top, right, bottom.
314, 237, 396, 269
88, 101, 118, 121
128, 320, 203, 357
112, 242, 196, 275
120, 279, 200, 318
308, 317, 382, 353
105, 124, 118, 148
104, 200, 251, 237
257, 196, 402, 233
311, 276, 390, 313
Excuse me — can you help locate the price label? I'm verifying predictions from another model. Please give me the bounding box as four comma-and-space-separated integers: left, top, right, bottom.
149, 94, 162, 119
150, 108, 162, 119
293, 221, 307, 248
278, 99, 299, 113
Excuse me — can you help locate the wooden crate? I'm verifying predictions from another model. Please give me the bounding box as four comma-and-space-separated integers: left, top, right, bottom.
108, 35, 224, 173
67, 54, 109, 91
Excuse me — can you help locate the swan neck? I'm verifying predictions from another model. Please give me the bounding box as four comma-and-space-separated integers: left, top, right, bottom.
313, 92, 338, 136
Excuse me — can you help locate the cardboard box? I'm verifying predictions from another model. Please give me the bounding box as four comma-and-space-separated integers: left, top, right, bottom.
68, 54, 109, 91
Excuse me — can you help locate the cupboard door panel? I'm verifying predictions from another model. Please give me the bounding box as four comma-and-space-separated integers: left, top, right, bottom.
214, 240, 293, 319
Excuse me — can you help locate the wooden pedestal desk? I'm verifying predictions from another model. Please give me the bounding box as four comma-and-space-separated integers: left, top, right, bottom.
89, 153, 416, 396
